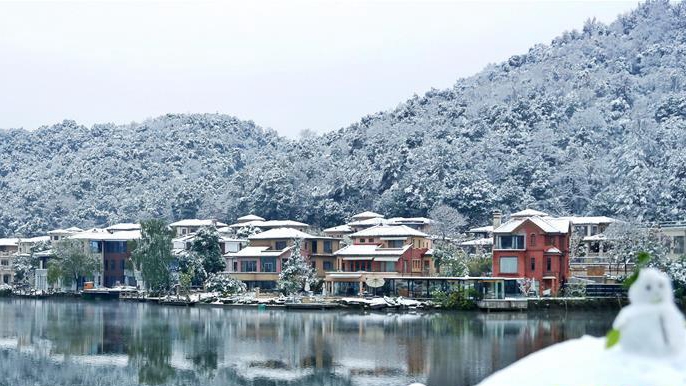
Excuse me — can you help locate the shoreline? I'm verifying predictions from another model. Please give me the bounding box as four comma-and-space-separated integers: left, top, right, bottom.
0, 292, 642, 312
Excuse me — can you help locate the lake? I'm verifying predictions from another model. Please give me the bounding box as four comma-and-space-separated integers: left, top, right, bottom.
0, 299, 616, 386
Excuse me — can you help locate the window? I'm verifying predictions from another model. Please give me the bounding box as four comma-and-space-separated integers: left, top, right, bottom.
323, 240, 333, 254
233, 262, 238, 272
275, 241, 287, 250
412, 259, 422, 271
1, 260, 8, 266
674, 236, 685, 255
546, 256, 552, 272
387, 240, 404, 248
261, 257, 276, 273
359, 238, 366, 243
529, 234, 536, 246
323, 261, 333, 271
90, 241, 102, 253
591, 225, 599, 236
182, 228, 188, 235
105, 241, 127, 253
496, 235, 524, 250
241, 261, 257, 272
530, 257, 535, 271
381, 261, 395, 272
311, 240, 318, 253
499, 257, 518, 274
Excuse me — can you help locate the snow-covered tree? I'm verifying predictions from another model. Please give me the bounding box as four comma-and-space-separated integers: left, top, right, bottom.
52, 239, 102, 290
605, 222, 669, 276
429, 204, 467, 240
205, 273, 247, 296
131, 219, 175, 295
277, 239, 316, 295
177, 250, 207, 287
190, 226, 225, 275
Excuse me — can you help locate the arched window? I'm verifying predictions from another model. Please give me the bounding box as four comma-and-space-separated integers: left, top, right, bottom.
530, 234, 536, 246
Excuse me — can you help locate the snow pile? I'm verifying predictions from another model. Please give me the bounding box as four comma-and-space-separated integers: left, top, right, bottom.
480, 268, 686, 386
478, 335, 686, 386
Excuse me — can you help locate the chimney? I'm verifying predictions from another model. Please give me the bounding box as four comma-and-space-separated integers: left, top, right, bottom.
492, 210, 502, 229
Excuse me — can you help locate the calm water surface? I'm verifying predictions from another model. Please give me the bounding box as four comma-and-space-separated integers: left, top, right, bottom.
0, 299, 616, 386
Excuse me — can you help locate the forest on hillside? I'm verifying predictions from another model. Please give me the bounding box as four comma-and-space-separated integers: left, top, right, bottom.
1, 0, 685, 237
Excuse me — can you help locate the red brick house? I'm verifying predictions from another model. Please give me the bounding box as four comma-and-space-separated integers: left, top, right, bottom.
492, 209, 571, 296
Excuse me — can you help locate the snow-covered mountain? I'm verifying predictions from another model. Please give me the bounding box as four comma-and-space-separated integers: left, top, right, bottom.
1, 0, 685, 236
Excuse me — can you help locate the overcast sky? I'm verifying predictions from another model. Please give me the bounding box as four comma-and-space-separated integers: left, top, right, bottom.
0, 0, 637, 137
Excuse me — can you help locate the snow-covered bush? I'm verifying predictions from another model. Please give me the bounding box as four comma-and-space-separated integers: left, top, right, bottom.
0, 284, 12, 296
205, 274, 247, 296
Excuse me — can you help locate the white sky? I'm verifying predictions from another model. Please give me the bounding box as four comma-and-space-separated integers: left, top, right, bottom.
0, 0, 637, 137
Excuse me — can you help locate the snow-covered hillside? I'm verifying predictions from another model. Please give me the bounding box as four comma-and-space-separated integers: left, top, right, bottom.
1, 0, 686, 236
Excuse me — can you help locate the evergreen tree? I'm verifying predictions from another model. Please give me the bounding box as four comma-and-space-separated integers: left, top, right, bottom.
190, 226, 225, 275
131, 219, 175, 295
277, 238, 316, 295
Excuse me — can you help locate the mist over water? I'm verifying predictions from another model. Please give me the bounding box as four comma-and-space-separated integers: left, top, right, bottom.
0, 299, 615, 386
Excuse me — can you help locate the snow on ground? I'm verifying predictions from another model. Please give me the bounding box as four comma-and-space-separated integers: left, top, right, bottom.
478, 335, 686, 386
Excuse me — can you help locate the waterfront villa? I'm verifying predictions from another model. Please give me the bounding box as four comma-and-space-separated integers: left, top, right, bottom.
460, 225, 494, 255
225, 227, 341, 290
323, 211, 433, 237
0, 238, 19, 284
169, 219, 228, 237
69, 227, 141, 288
491, 209, 572, 296
46, 227, 83, 242
227, 215, 310, 232
660, 221, 686, 260
324, 224, 435, 296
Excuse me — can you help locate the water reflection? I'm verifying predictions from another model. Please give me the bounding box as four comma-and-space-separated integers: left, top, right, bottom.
0, 299, 615, 386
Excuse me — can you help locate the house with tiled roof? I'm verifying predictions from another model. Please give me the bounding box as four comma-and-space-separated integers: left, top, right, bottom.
225, 227, 341, 290
324, 224, 434, 296
491, 210, 571, 296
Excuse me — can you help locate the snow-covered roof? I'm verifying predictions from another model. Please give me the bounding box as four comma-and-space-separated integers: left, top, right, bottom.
323, 224, 353, 233
350, 225, 428, 238
247, 227, 314, 240
387, 217, 433, 225
545, 247, 562, 254
511, 209, 549, 218
334, 244, 411, 257
228, 219, 309, 229
468, 225, 494, 233
225, 246, 290, 258
47, 227, 83, 235
236, 214, 266, 222
558, 216, 617, 225
583, 234, 608, 242
351, 211, 385, 220
219, 236, 247, 243
19, 236, 50, 244
0, 238, 19, 247
70, 229, 141, 241
347, 217, 388, 227
460, 238, 494, 246
106, 223, 141, 232
494, 217, 570, 234
168, 219, 228, 228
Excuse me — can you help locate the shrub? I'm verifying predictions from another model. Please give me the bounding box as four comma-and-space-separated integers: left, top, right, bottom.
205, 274, 247, 297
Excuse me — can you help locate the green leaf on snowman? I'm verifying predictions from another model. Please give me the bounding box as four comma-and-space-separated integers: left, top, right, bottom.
605, 328, 620, 349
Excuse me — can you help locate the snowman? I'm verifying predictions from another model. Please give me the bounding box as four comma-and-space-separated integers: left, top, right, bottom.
612, 268, 686, 357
